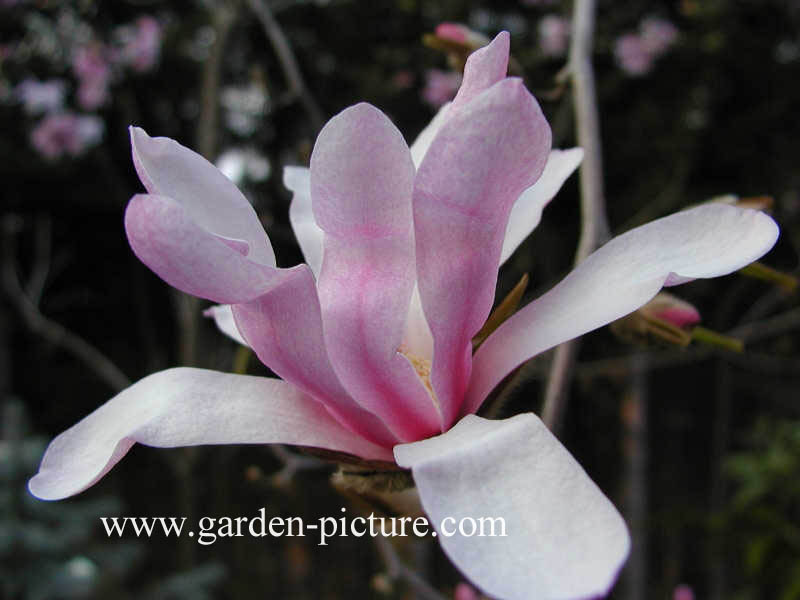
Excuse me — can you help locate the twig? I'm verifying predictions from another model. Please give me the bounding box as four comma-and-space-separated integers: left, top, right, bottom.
373, 535, 448, 600
573, 306, 800, 380
197, 2, 237, 160
26, 214, 52, 305
175, 2, 239, 368
1, 217, 131, 393
542, 0, 609, 432
269, 444, 324, 488
246, 0, 325, 132
619, 353, 648, 600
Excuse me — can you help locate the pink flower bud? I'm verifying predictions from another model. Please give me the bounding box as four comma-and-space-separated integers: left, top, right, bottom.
454, 582, 480, 600
673, 584, 695, 600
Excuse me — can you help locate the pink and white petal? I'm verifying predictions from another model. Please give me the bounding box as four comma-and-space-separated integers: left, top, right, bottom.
203, 304, 248, 346
409, 103, 451, 169
285, 166, 324, 277
500, 148, 584, 265
125, 194, 295, 304
401, 285, 434, 361
414, 78, 551, 428
450, 32, 510, 112
311, 103, 441, 440
130, 126, 274, 266
466, 204, 779, 414
232, 266, 399, 448
408, 33, 510, 172
394, 413, 630, 600
30, 368, 392, 501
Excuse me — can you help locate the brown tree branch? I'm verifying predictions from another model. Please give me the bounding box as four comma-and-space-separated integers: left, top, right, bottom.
246, 0, 325, 131
1, 217, 131, 393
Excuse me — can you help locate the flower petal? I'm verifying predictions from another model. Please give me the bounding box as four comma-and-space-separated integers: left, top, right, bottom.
466, 204, 779, 413
401, 284, 434, 360
500, 148, 584, 265
311, 103, 441, 440
125, 194, 295, 304
409, 31, 511, 170
394, 413, 630, 600
450, 32, 510, 111
414, 78, 551, 428
409, 103, 451, 169
30, 368, 392, 501
130, 126, 275, 266
203, 304, 248, 346
285, 166, 324, 277
232, 266, 399, 448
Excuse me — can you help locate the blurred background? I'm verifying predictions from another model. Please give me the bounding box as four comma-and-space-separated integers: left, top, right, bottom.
1, 0, 799, 598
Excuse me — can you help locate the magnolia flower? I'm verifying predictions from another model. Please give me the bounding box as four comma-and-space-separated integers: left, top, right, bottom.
615, 17, 678, 77
30, 33, 778, 600
15, 78, 67, 114
640, 17, 678, 56
72, 44, 111, 110
421, 69, 463, 108
115, 15, 162, 73
614, 33, 653, 76
30, 112, 103, 160
538, 15, 570, 57
435, 22, 491, 49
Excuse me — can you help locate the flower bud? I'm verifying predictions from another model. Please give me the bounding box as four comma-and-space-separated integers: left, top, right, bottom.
610, 292, 700, 347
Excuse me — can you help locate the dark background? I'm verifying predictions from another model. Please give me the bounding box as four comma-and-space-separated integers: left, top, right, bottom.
1, 0, 799, 598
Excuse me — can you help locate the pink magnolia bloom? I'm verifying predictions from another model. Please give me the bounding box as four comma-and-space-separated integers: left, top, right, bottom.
435, 22, 491, 49
615, 17, 678, 77
15, 78, 66, 114
72, 44, 111, 110
455, 582, 481, 600
30, 112, 103, 160
614, 33, 654, 76
421, 69, 462, 108
538, 15, 570, 57
115, 16, 162, 73
30, 33, 778, 600
673, 584, 695, 600
640, 17, 678, 56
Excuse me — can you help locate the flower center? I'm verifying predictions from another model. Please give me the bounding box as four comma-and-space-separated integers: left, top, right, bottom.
398, 347, 439, 410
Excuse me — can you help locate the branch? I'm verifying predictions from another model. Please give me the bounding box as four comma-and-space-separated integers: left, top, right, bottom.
373, 535, 448, 600
268, 444, 324, 488
246, 0, 325, 131
1, 217, 131, 393
542, 0, 609, 432
574, 306, 800, 380
176, 2, 239, 368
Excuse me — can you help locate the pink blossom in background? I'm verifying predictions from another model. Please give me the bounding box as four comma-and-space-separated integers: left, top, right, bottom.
15, 78, 66, 114
391, 69, 415, 90
30, 112, 103, 160
615, 17, 679, 77
538, 15, 570, 57
454, 582, 480, 600
641, 17, 678, 55
421, 68, 462, 108
29, 32, 779, 600
116, 16, 162, 73
673, 584, 695, 600
615, 33, 654, 76
72, 44, 111, 110
435, 22, 490, 48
